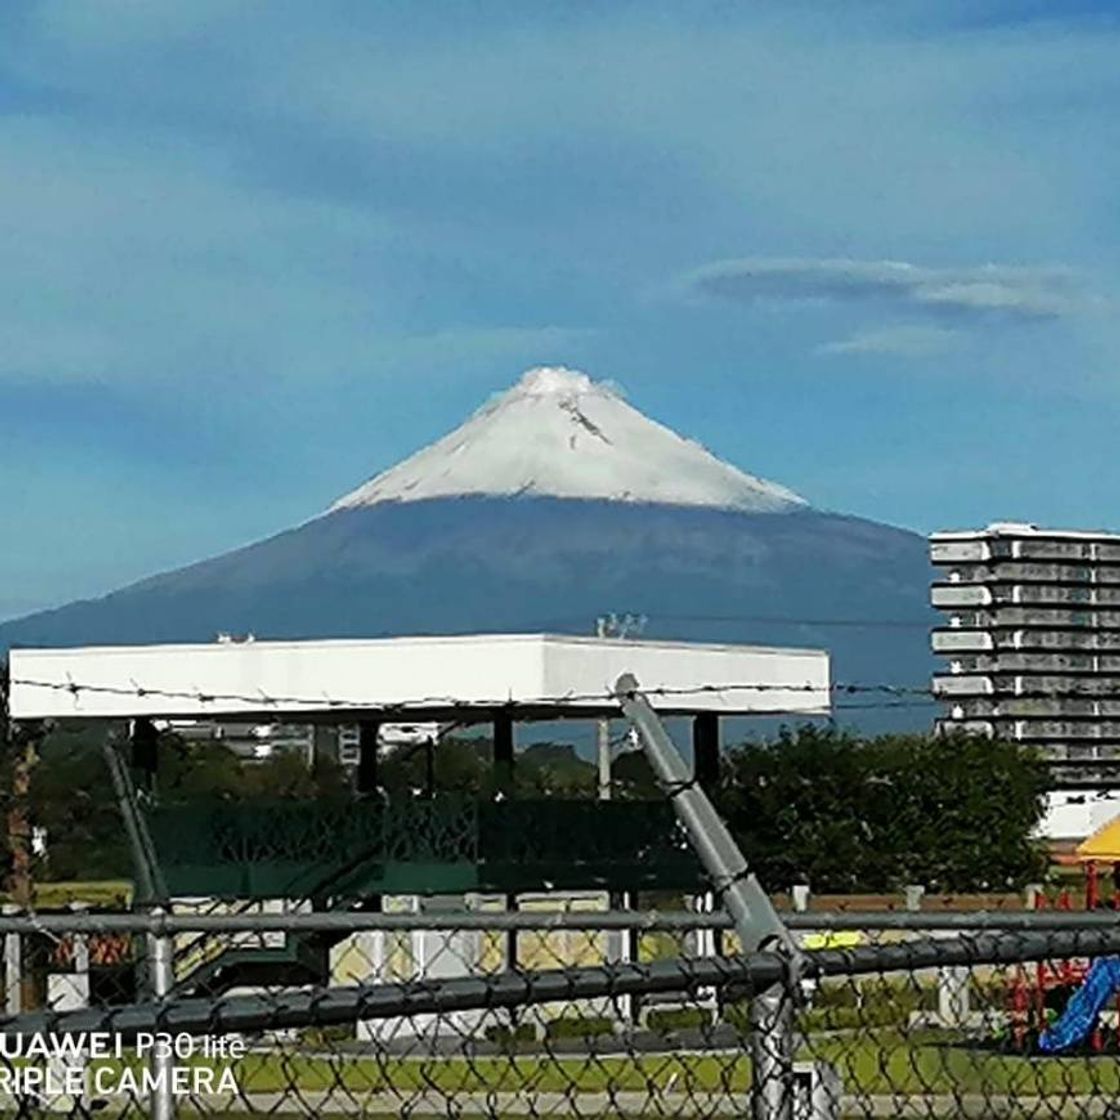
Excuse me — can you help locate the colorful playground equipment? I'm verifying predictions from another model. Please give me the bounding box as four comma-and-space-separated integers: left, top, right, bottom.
1011, 814, 1120, 1052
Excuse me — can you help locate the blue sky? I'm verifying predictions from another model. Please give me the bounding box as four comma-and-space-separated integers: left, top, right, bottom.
2, 1, 1120, 620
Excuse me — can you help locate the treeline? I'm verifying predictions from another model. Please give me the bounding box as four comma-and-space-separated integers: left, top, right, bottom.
16, 722, 1049, 893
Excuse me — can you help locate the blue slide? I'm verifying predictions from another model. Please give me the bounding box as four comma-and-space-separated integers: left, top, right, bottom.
1038, 958, 1120, 1053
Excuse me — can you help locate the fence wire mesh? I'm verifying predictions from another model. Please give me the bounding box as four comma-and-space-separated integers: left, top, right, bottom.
4, 910, 1120, 1118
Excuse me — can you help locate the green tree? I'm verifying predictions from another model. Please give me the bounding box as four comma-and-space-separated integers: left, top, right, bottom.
25, 724, 352, 881
27, 722, 131, 881
715, 726, 1049, 893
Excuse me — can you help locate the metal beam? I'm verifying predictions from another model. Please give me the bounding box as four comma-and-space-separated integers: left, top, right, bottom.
614, 672, 801, 964
8, 926, 1120, 1041
0, 908, 1105, 935
103, 737, 167, 906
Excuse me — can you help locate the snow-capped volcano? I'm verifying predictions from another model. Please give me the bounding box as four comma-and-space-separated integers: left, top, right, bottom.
330, 366, 806, 513
0, 364, 935, 732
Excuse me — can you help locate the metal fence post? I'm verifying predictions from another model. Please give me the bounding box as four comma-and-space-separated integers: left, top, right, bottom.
750, 984, 794, 1120
147, 910, 176, 1120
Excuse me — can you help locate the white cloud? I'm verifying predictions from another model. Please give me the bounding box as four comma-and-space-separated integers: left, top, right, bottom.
816, 325, 960, 358
689, 257, 1094, 323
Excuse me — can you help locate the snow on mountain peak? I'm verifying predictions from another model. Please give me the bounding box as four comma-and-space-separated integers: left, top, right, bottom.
514, 365, 598, 397
329, 368, 808, 514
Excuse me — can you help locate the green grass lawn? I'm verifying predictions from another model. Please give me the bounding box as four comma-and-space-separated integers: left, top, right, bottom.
811, 1027, 1120, 1098
6, 1036, 1114, 1120
196, 1030, 1120, 1099
227, 1049, 751, 1095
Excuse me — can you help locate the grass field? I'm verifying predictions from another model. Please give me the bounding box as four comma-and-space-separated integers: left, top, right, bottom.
110, 1028, 1120, 1099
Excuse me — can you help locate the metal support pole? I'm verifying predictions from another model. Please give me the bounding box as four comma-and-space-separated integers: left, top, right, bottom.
750, 984, 795, 1120
597, 618, 612, 801
103, 738, 167, 905
616, 673, 803, 1120
130, 718, 159, 793
614, 674, 801, 959
597, 717, 612, 801
424, 735, 436, 800
505, 893, 519, 972
692, 712, 720, 792
147, 910, 176, 1120
357, 720, 380, 795
493, 709, 514, 796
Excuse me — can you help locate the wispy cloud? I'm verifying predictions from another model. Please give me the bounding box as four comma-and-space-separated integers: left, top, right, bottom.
816, 324, 960, 358
688, 257, 1096, 323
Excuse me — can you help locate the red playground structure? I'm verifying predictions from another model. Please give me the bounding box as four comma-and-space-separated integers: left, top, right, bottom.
1008, 816, 1120, 1051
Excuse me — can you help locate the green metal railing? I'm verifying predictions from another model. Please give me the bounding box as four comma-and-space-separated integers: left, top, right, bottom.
145, 796, 704, 899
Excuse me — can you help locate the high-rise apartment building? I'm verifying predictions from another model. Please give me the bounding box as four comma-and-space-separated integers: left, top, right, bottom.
930, 522, 1120, 785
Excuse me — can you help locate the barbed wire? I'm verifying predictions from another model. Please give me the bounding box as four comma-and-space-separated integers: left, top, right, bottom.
11, 670, 1120, 717
4, 672, 916, 712
0, 672, 1019, 705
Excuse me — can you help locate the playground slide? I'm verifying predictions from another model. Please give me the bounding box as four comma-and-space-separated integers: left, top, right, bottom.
1038, 957, 1120, 1053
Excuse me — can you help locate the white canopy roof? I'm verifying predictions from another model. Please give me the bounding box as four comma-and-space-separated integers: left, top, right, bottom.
8, 633, 829, 722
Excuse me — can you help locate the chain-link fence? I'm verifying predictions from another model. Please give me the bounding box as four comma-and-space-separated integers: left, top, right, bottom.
5, 908, 1120, 1117
6, 675, 1120, 1116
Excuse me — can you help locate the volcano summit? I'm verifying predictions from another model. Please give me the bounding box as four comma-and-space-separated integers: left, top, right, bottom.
332, 366, 806, 513
0, 367, 935, 722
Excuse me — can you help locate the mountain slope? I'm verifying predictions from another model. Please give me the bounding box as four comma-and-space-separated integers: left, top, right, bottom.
331, 366, 805, 513
0, 500, 936, 716
0, 368, 936, 728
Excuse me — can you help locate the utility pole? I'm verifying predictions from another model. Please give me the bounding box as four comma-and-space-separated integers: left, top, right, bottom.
596, 613, 647, 801
596, 616, 611, 801
2, 668, 39, 1011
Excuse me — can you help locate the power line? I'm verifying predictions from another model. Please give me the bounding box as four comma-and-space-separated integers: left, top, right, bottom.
637, 612, 934, 630
536, 611, 935, 631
